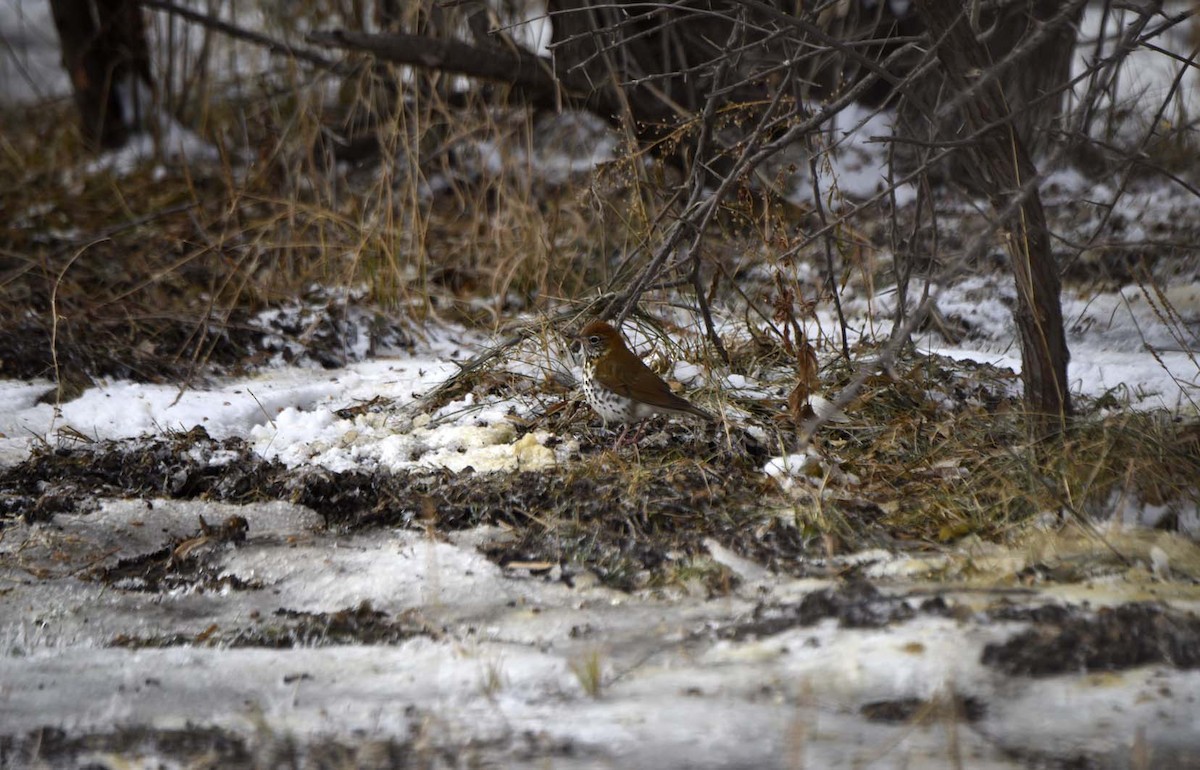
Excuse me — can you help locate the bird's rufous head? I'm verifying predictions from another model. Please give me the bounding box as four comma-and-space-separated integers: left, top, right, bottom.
576, 320, 626, 360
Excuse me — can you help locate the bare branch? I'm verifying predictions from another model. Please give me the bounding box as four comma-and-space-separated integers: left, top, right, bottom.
141, 0, 346, 72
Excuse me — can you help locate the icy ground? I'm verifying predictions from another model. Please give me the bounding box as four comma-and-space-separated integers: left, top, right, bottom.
1, 496, 1198, 769
2, 264, 1199, 767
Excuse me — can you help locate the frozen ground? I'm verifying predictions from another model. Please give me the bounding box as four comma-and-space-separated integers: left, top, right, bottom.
3, 496, 1200, 769
3, 1, 1200, 768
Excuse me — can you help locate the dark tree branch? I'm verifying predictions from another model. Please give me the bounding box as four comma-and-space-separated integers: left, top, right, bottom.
307, 29, 573, 108
141, 0, 346, 72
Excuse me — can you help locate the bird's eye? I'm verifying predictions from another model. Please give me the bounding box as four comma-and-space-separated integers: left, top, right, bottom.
588, 335, 600, 345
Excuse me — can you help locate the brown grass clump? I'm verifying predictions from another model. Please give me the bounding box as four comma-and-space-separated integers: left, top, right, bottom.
804, 354, 1200, 548
0, 58, 652, 390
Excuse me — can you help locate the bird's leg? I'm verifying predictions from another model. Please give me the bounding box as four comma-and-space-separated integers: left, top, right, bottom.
613, 420, 650, 449
610, 423, 630, 450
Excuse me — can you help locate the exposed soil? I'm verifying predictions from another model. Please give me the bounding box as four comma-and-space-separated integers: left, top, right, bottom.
859, 695, 986, 724
0, 427, 819, 591
0, 725, 420, 770
716, 581, 955, 641
108, 601, 439, 650
983, 601, 1200, 676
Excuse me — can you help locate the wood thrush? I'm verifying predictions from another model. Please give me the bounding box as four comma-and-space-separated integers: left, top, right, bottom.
574, 320, 713, 431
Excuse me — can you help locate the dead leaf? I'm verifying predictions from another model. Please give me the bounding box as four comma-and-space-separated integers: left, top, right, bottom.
194, 624, 220, 643
797, 340, 820, 391
788, 339, 821, 423
788, 384, 816, 423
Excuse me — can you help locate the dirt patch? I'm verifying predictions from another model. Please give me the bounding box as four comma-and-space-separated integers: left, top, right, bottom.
108, 601, 437, 649
0, 428, 282, 524
717, 582, 955, 641
96, 511, 259, 593
859, 695, 985, 724
242, 603, 438, 647
0, 724, 422, 770
0, 429, 808, 591
983, 602, 1200, 676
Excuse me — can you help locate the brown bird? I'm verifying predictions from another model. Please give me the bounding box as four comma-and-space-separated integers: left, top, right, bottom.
574, 320, 713, 435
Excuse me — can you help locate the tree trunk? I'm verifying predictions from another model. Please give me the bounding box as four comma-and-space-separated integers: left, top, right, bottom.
898, 0, 1084, 189
50, 0, 153, 151
914, 0, 1072, 436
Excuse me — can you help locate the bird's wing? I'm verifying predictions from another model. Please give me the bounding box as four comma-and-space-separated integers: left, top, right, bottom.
600, 356, 700, 413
